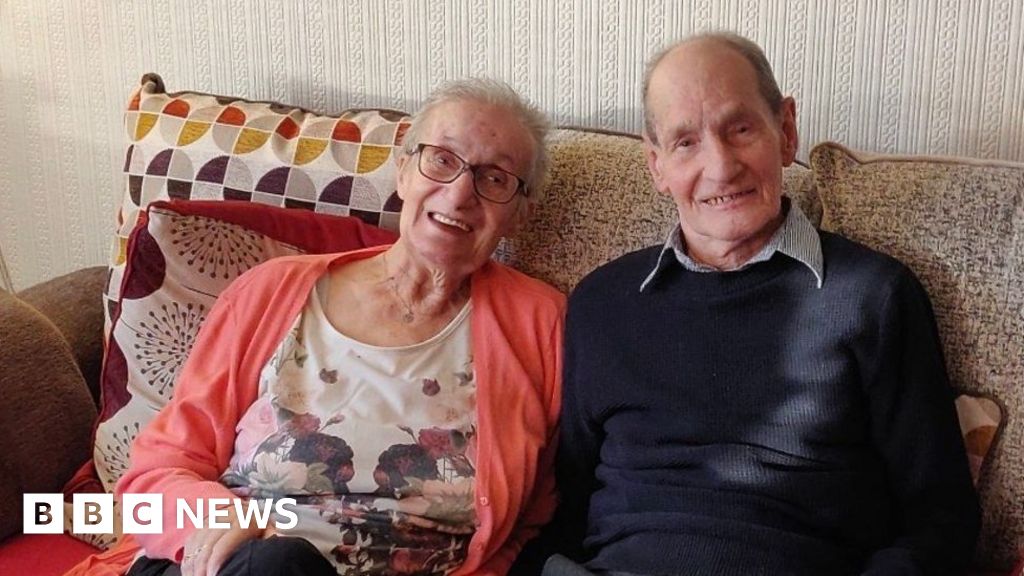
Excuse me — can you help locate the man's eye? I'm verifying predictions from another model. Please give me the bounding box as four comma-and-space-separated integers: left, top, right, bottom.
431, 154, 453, 166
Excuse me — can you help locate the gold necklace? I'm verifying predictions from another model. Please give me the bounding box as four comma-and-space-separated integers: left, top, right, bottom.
381, 253, 416, 324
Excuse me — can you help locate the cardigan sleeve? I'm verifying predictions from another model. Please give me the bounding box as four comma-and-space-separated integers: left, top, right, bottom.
859, 268, 981, 575
114, 282, 264, 562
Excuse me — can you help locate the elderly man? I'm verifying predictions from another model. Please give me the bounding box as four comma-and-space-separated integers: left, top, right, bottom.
529, 32, 980, 576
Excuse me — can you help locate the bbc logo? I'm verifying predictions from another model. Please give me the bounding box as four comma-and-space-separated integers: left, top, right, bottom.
24, 493, 298, 534
23, 493, 163, 534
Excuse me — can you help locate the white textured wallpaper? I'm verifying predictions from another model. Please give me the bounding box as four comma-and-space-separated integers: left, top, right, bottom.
1, 0, 1022, 288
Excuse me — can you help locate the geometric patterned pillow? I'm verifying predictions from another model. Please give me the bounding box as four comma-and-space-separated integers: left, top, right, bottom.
69, 200, 395, 548
954, 394, 1003, 487
106, 73, 410, 331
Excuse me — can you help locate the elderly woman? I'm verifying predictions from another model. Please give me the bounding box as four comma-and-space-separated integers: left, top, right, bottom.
118, 79, 564, 576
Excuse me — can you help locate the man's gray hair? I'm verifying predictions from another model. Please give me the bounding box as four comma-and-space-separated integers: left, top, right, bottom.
642, 32, 784, 144
401, 78, 550, 203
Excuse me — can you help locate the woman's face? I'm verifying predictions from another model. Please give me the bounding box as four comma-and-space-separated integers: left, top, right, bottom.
395, 99, 534, 276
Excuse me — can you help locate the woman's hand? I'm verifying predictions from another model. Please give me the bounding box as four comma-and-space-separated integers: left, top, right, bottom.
180, 509, 267, 576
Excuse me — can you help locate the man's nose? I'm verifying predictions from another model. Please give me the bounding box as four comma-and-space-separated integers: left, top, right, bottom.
703, 139, 743, 182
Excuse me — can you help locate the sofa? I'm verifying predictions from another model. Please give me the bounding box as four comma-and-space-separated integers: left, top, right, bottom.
0, 74, 1022, 575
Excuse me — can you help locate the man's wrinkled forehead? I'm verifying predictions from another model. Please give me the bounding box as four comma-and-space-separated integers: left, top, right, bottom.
648, 42, 766, 124
660, 103, 762, 141
654, 40, 758, 95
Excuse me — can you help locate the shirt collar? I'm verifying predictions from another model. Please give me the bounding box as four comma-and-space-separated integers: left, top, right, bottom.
640, 198, 824, 292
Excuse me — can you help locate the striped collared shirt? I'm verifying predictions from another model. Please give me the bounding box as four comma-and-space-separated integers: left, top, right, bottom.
640, 198, 824, 292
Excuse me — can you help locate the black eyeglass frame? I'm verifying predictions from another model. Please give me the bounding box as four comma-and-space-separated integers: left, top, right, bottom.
412, 143, 529, 204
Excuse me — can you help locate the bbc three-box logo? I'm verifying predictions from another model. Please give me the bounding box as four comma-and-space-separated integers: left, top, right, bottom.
23, 494, 298, 534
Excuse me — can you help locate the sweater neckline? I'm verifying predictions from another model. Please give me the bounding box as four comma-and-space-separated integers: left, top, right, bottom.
645, 253, 801, 300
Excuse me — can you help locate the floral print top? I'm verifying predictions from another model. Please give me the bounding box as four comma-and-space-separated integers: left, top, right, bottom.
220, 277, 477, 576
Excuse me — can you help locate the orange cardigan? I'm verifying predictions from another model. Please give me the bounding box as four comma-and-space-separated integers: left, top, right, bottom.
76, 247, 564, 576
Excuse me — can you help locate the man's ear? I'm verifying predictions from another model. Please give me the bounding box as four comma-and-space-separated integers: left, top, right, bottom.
643, 136, 669, 196
779, 97, 799, 166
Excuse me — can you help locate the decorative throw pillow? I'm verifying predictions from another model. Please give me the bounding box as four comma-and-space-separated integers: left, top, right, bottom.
954, 395, 1002, 486
811, 142, 1024, 569
106, 73, 410, 330
69, 200, 395, 548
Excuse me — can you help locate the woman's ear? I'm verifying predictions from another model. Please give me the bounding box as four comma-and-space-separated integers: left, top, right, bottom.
395, 153, 410, 200
506, 198, 532, 237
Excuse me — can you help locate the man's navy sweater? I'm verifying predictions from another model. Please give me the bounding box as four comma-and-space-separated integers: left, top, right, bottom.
555, 231, 979, 575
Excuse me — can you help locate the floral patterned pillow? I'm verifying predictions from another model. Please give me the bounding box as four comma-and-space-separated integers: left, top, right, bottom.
66, 200, 395, 548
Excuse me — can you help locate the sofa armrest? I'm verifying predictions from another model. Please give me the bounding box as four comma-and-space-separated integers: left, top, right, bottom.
17, 266, 107, 405
0, 289, 98, 541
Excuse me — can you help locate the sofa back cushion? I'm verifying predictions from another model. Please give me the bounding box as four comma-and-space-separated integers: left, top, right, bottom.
495, 128, 818, 293
811, 142, 1024, 569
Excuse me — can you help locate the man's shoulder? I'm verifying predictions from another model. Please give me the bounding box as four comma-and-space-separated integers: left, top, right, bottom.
819, 231, 922, 300
571, 245, 663, 301
821, 231, 910, 277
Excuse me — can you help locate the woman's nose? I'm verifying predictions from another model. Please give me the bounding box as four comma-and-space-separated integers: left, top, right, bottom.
446, 169, 481, 204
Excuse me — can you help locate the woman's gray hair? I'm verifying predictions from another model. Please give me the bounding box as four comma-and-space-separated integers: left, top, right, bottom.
401, 78, 550, 203
642, 31, 784, 145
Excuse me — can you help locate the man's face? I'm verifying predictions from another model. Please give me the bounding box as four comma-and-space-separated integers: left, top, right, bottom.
644, 41, 798, 266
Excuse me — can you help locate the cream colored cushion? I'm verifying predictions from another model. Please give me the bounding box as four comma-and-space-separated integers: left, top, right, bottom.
811, 141, 1024, 570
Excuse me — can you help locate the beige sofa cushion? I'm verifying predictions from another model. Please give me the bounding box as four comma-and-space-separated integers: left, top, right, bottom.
496, 128, 818, 293
811, 142, 1024, 569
